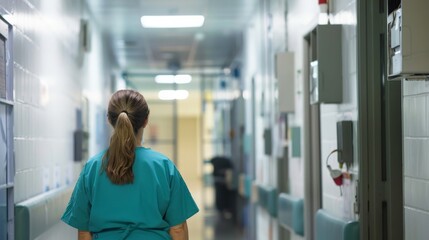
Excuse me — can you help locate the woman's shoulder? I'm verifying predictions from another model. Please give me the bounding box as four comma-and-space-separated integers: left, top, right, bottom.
136, 147, 176, 170
136, 147, 169, 160
83, 150, 106, 170
88, 150, 106, 162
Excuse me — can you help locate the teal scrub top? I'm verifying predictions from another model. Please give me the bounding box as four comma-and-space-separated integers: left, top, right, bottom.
61, 147, 199, 240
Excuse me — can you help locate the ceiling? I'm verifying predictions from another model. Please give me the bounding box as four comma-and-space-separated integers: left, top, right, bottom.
86, 0, 259, 73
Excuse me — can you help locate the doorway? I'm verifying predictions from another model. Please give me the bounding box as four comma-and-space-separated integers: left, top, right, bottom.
303, 30, 322, 240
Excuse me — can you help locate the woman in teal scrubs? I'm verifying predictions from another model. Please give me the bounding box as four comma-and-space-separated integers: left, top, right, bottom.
62, 90, 199, 240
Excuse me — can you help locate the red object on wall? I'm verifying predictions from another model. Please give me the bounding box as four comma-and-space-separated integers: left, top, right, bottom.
319, 0, 327, 4
333, 175, 343, 186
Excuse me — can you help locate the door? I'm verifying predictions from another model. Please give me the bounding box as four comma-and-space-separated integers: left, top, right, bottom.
143, 100, 177, 163
0, 17, 14, 240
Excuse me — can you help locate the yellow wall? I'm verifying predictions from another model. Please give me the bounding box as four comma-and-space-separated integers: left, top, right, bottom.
142, 93, 205, 182
177, 117, 201, 182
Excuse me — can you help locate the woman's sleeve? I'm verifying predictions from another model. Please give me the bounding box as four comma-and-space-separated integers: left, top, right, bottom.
164, 165, 199, 226
61, 165, 91, 231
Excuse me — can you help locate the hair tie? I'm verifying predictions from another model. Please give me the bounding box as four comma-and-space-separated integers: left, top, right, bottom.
121, 110, 128, 115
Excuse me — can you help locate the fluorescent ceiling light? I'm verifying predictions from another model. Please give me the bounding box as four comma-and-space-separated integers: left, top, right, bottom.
155, 74, 192, 84
158, 90, 189, 100
141, 15, 205, 28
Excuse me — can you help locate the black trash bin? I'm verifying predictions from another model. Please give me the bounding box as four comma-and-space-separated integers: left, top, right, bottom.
210, 156, 235, 218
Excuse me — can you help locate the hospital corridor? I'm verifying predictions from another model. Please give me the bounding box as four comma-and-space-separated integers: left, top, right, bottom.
0, 0, 428, 239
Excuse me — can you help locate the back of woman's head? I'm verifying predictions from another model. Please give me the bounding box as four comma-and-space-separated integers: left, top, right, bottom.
104, 89, 150, 184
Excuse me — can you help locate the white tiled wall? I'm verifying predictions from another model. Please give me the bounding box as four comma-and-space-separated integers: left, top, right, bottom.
228, 0, 359, 238
242, 0, 287, 239
285, 0, 319, 213
242, 5, 267, 239
403, 80, 429, 240
285, 0, 358, 228
320, 0, 358, 221
0, 0, 112, 203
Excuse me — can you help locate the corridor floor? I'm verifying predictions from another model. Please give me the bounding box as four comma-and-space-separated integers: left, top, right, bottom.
203, 208, 244, 240
187, 179, 244, 240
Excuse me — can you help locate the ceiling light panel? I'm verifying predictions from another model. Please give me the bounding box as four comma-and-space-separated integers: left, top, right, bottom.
155, 74, 192, 84
158, 90, 189, 100
141, 15, 205, 28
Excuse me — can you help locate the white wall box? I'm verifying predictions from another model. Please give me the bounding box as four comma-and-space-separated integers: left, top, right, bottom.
387, 0, 429, 77
308, 25, 343, 104
275, 52, 295, 112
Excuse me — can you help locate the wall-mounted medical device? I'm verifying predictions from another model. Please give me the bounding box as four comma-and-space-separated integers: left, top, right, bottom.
275, 52, 295, 112
308, 25, 342, 104
325, 121, 354, 187
264, 128, 272, 156
290, 126, 301, 158
387, 1, 429, 77
74, 108, 89, 162
336, 120, 353, 169
74, 129, 89, 162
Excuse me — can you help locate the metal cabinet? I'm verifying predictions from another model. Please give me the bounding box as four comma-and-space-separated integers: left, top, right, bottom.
275, 52, 295, 112
387, 0, 429, 77
308, 25, 343, 104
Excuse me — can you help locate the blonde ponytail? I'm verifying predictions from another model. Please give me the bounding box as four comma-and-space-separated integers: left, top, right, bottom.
104, 90, 150, 185
105, 112, 136, 184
